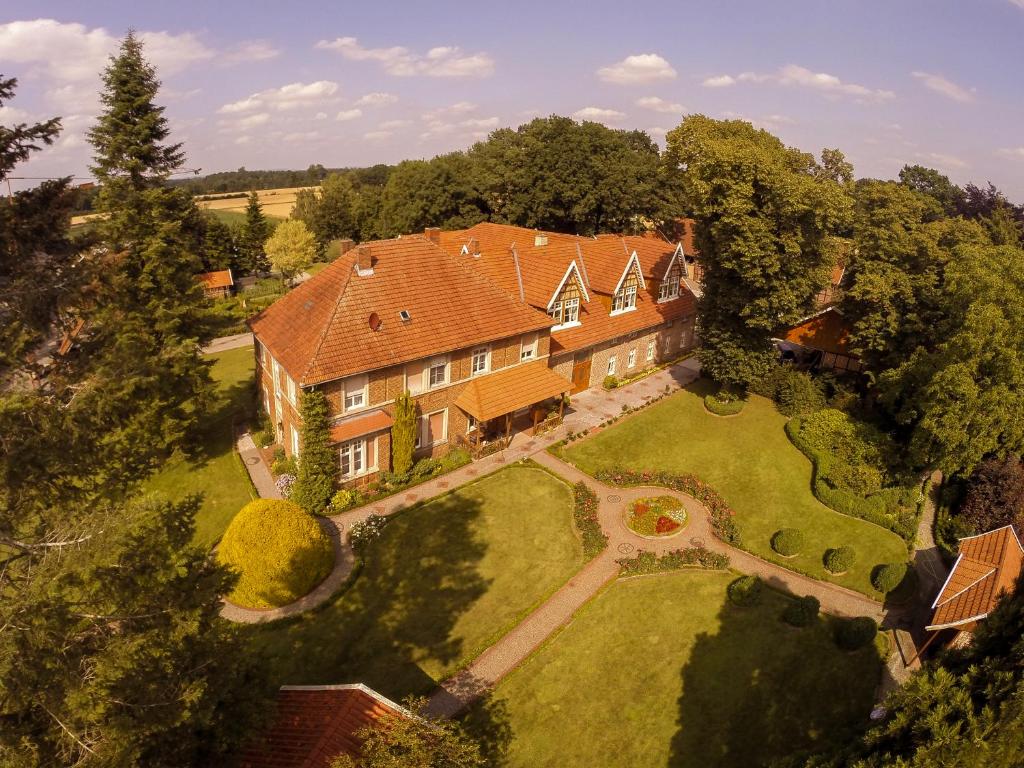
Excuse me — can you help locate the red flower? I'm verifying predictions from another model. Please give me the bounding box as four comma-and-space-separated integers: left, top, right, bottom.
655, 516, 680, 533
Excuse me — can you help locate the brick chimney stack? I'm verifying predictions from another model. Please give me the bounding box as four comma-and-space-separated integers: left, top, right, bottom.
355, 245, 373, 276
424, 227, 441, 245
337, 238, 356, 256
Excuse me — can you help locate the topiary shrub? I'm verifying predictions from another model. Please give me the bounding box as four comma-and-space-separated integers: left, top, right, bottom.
704, 392, 744, 416
871, 562, 909, 594
291, 390, 337, 515
603, 375, 619, 390
217, 499, 334, 609
835, 616, 877, 651
328, 488, 361, 514
782, 595, 820, 627
771, 528, 805, 557
824, 546, 856, 574
727, 575, 762, 607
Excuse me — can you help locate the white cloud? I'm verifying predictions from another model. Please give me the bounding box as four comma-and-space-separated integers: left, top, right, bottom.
283, 130, 320, 143
316, 37, 494, 77
702, 74, 736, 88
911, 71, 974, 103
235, 112, 271, 130
997, 147, 1024, 160
379, 119, 412, 129
364, 130, 393, 141
636, 96, 684, 113
720, 110, 796, 131
315, 112, 328, 120
1009, 0, 1024, 8
423, 101, 477, 120
915, 151, 968, 169
597, 54, 676, 84
355, 92, 399, 107
0, 105, 32, 123
573, 106, 626, 122
704, 64, 894, 101
461, 117, 500, 129
335, 108, 363, 122
235, 135, 253, 146
224, 40, 281, 64
219, 81, 340, 113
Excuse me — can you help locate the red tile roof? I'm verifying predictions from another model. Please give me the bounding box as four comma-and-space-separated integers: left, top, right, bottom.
781, 308, 856, 357
927, 525, 1024, 630
250, 236, 553, 385
454, 360, 573, 421
329, 410, 393, 444
197, 269, 234, 289
239, 685, 407, 768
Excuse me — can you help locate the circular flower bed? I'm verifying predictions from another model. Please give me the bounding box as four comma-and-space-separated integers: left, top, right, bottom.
624, 495, 688, 537
217, 499, 335, 609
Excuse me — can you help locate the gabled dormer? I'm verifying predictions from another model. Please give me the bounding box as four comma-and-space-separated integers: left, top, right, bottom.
610, 251, 645, 315
657, 245, 684, 302
547, 260, 589, 331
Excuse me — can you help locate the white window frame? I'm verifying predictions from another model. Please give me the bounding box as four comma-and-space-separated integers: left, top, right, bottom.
549, 300, 564, 325
607, 355, 617, 376
339, 438, 369, 479
262, 385, 270, 416
646, 341, 656, 361
658, 275, 680, 302
260, 341, 268, 366
291, 425, 300, 457
520, 333, 538, 361
467, 414, 477, 433
427, 356, 449, 389
627, 349, 636, 369
416, 408, 448, 449
286, 375, 297, 406
343, 374, 368, 412
612, 284, 637, 315
271, 357, 282, 395
470, 346, 491, 377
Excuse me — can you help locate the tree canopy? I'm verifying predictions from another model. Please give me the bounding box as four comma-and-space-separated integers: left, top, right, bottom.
266, 218, 317, 283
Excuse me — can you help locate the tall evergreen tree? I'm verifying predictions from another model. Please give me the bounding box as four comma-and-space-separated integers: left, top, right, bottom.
241, 191, 271, 273
292, 390, 336, 514
391, 391, 416, 476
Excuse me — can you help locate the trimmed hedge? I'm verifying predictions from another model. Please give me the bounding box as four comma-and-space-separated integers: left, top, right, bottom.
217, 499, 334, 609
617, 547, 729, 575
782, 595, 820, 627
835, 616, 877, 651
786, 413, 921, 542
704, 393, 744, 416
573, 482, 609, 560
750, 365, 826, 417
824, 546, 856, 574
728, 575, 763, 607
871, 562, 909, 594
771, 528, 805, 557
595, 468, 740, 545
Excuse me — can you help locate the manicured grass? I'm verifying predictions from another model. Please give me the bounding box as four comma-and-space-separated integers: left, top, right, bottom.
477, 571, 882, 768
245, 465, 585, 699
560, 379, 908, 595
143, 347, 256, 547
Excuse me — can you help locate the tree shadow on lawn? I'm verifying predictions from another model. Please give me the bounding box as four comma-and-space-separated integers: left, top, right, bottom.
668, 588, 882, 768
244, 492, 494, 701
182, 374, 254, 469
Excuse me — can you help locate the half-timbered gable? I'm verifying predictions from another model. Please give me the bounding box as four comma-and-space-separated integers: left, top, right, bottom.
547, 261, 589, 328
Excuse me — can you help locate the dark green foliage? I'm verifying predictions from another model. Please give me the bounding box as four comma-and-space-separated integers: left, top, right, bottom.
572, 482, 609, 559
782, 595, 820, 627
771, 528, 806, 556
391, 391, 416, 476
292, 391, 337, 514
602, 375, 619, 390
240, 191, 272, 273
959, 456, 1024, 535
898, 164, 965, 216
378, 153, 488, 237
752, 366, 827, 417
616, 547, 729, 575
871, 562, 908, 594
665, 117, 851, 389
728, 575, 763, 607
824, 546, 856, 574
290, 173, 359, 255
834, 616, 877, 651
199, 213, 240, 272
704, 392, 744, 415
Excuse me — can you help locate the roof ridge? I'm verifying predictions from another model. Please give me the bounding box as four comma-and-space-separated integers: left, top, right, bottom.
301, 254, 356, 385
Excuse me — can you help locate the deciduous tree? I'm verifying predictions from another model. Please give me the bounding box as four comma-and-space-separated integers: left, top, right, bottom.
959, 456, 1024, 534
265, 218, 317, 284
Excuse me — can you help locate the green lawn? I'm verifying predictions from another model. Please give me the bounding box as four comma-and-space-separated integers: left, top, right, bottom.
245, 465, 585, 700
143, 346, 256, 547
475, 571, 882, 768
205, 208, 286, 227
560, 380, 908, 595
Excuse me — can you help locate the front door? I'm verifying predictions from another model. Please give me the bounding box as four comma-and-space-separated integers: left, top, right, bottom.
571, 353, 592, 394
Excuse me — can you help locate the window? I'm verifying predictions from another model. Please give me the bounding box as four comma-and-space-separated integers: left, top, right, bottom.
344, 374, 367, 411
471, 346, 490, 376
646, 341, 656, 361
262, 386, 270, 416
607, 355, 617, 376
286, 375, 297, 406
428, 357, 448, 388
271, 358, 282, 395
259, 341, 268, 366
339, 439, 365, 478
467, 415, 477, 433
658, 272, 680, 301
417, 409, 448, 448
549, 300, 563, 325
520, 333, 538, 361
627, 349, 636, 369
291, 425, 300, 457
405, 360, 426, 395
564, 297, 580, 323
612, 284, 638, 314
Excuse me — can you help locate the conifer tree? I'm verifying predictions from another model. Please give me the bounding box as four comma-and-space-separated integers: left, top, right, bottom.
241, 191, 271, 273
292, 390, 336, 514
391, 391, 417, 476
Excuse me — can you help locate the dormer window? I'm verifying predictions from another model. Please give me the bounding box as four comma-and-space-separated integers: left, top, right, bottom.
612, 284, 637, 314
659, 260, 682, 302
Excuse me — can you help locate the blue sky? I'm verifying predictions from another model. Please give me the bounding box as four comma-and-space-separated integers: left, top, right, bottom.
3, 0, 1023, 197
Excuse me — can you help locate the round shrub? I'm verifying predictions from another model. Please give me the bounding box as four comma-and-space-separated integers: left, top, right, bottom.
835, 616, 877, 651
329, 489, 361, 514
771, 528, 806, 557
728, 575, 763, 607
871, 562, 909, 594
782, 595, 820, 627
217, 499, 334, 609
824, 546, 856, 574
704, 393, 744, 416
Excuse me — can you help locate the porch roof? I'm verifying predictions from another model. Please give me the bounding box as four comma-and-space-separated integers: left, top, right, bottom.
454, 360, 572, 422
329, 409, 393, 444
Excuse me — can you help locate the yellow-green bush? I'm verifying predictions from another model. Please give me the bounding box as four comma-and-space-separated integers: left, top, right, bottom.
217, 499, 334, 609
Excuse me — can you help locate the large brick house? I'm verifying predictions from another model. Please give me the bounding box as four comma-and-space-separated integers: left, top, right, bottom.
250, 223, 697, 486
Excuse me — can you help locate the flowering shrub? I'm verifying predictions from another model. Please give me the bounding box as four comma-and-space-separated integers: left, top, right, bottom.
655, 516, 679, 534
573, 482, 608, 559
328, 488, 362, 514
596, 468, 741, 545
275, 473, 296, 499
626, 495, 686, 536
349, 513, 388, 554
617, 547, 729, 575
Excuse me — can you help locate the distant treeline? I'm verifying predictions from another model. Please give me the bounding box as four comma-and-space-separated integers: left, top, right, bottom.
169, 164, 393, 196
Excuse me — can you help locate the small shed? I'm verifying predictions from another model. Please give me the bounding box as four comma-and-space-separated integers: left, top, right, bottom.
776, 307, 862, 372
196, 268, 235, 299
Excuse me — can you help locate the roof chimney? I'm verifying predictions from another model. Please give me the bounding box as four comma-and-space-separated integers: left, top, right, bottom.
355, 245, 374, 276
468, 237, 480, 256
337, 238, 356, 256
424, 227, 441, 245
534, 233, 548, 247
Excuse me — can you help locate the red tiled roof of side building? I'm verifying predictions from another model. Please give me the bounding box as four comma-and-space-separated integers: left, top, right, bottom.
927, 525, 1024, 630
238, 685, 408, 768
782, 308, 856, 357
250, 236, 554, 385
196, 269, 234, 289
